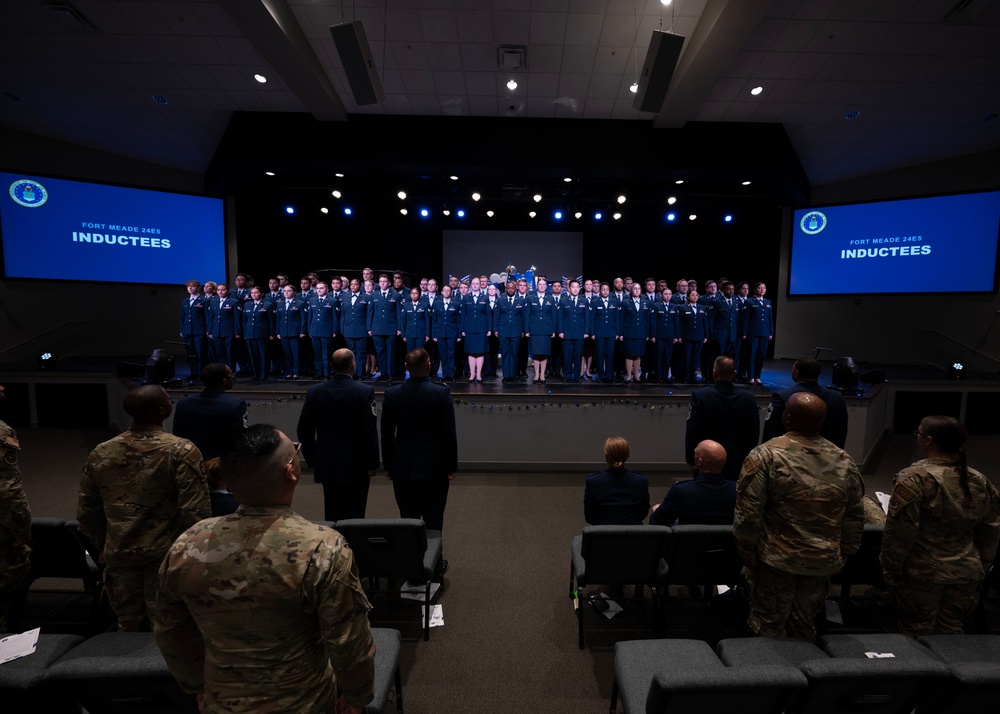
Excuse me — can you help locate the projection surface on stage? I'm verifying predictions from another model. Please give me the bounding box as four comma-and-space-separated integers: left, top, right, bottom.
0, 171, 225, 285
789, 190, 1000, 296
443, 230, 583, 287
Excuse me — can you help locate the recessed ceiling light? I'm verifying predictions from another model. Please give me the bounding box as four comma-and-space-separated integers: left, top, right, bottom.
528, 211, 536, 218
253, 74, 267, 84
320, 207, 329, 214
335, 173, 344, 178
675, 180, 684, 185
397, 191, 406, 200
563, 177, 572, 183
750, 86, 763, 96
741, 180, 751, 185
443, 209, 451, 216
667, 196, 677, 205
265, 171, 275, 176
613, 212, 622, 220
845, 110, 861, 120
472, 192, 481, 201
449, 175, 458, 180
533, 194, 542, 203
617, 195, 626, 204
400, 208, 408, 216
486, 210, 494, 217
331, 190, 342, 198
285, 206, 294, 214
507, 80, 518, 90
660, 0, 672, 5
689, 214, 697, 221
629, 82, 638, 93
574, 212, 582, 219
151, 94, 169, 105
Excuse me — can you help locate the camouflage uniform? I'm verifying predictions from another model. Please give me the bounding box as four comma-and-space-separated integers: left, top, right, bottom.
77, 425, 209, 631
735, 433, 865, 641
1, 421, 31, 631
881, 457, 1000, 637
154, 505, 375, 714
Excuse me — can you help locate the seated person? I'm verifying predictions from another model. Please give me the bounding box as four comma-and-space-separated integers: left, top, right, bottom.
650, 440, 736, 526
584, 436, 650, 525
204, 457, 239, 517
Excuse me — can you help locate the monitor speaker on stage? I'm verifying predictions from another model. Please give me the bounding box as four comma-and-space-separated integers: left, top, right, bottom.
146, 349, 175, 383
832, 357, 859, 391
632, 30, 686, 113
860, 369, 885, 384
329, 21, 384, 106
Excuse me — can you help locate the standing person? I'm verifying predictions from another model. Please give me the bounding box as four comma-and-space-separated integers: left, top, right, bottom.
172, 363, 249, 461
432, 284, 462, 381
515, 278, 532, 380
493, 280, 525, 383
653, 288, 678, 382
179, 280, 209, 384
880, 416, 1000, 637
619, 282, 652, 384
734, 281, 751, 382
381, 349, 457, 550
276, 285, 306, 379
685, 357, 759, 481
78, 386, 210, 631
399, 286, 429, 353
548, 280, 565, 378
340, 278, 370, 379
591, 282, 619, 383
0, 384, 31, 631
734, 392, 864, 642
677, 290, 709, 384
712, 281, 739, 363
424, 278, 441, 375
484, 283, 500, 378
242, 286, 275, 381
584, 436, 650, 525
308, 282, 338, 379
207, 283, 242, 373
763, 358, 849, 448
368, 274, 400, 382
741, 282, 774, 385
461, 277, 490, 383
298, 349, 380, 521
524, 276, 557, 384
154, 424, 375, 714
557, 279, 590, 383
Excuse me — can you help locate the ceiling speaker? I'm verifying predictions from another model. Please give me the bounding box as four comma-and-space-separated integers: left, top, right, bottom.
329, 21, 384, 106
632, 30, 686, 113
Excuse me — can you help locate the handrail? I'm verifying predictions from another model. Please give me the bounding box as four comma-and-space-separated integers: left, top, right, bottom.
0, 321, 88, 357
916, 329, 1000, 367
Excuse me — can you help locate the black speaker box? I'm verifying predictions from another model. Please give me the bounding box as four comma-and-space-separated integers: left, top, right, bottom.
329, 21, 385, 106
632, 30, 686, 113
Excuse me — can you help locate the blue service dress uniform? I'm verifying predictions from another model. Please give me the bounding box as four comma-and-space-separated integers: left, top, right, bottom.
620, 297, 652, 358
740, 296, 773, 381
584, 468, 651, 525
591, 296, 620, 381
711, 295, 740, 360
398, 298, 429, 352
340, 291, 370, 378
677, 301, 710, 382
684, 381, 760, 481
242, 299, 275, 380
276, 297, 306, 377
308, 294, 339, 378
207, 296, 242, 371
525, 291, 557, 357
556, 294, 591, 382
460, 292, 490, 355
368, 289, 401, 379
179, 295, 209, 379
653, 300, 679, 381
493, 293, 526, 380
431, 297, 462, 379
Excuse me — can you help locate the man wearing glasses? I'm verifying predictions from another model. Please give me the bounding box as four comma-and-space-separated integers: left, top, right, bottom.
155, 424, 375, 714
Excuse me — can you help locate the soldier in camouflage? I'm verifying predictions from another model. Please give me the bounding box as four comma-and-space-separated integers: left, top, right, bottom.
154, 424, 374, 714
735, 392, 865, 642
77, 385, 210, 631
881, 415, 1000, 637
0, 385, 31, 631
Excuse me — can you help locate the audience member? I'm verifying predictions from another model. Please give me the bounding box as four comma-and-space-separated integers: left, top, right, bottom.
0, 384, 31, 631
172, 363, 249, 460
650, 440, 735, 525
762, 358, 848, 447
204, 457, 238, 517
584, 436, 650, 525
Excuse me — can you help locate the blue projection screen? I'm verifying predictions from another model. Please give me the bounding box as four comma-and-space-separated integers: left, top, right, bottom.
1, 172, 225, 285
789, 191, 1000, 296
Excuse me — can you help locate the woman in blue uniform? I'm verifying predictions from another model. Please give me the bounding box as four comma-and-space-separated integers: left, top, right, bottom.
461, 277, 490, 383
620, 282, 652, 384
524, 276, 557, 383
399, 287, 429, 352
432, 284, 462, 381
741, 282, 773, 385
653, 288, 678, 382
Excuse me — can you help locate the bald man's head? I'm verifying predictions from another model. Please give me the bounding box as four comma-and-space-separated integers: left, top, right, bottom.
330, 348, 355, 375
694, 440, 727, 474
783, 392, 827, 435
122, 385, 171, 426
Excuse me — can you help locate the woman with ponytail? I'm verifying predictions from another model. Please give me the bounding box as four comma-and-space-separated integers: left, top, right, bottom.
881, 415, 1000, 636
583, 436, 650, 525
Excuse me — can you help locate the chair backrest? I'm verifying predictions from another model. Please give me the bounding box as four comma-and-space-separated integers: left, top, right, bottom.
646, 665, 807, 714
27, 518, 101, 586
830, 524, 884, 589
580, 525, 672, 585
334, 519, 429, 580
664, 524, 743, 587
796, 658, 951, 714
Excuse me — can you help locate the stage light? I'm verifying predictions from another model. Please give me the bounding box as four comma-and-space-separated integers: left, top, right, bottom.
629, 82, 638, 93
574, 212, 582, 219
594, 212, 602, 220
724, 214, 733, 222
667, 196, 677, 205
948, 361, 966, 379
331, 190, 342, 198
335, 173, 344, 178
742, 180, 751, 185
265, 171, 275, 176
343, 207, 352, 215
320, 207, 329, 214
666, 212, 676, 221
563, 177, 572, 182
528, 211, 536, 218
613, 212, 622, 220
554, 211, 563, 220
397, 191, 406, 200
617, 195, 626, 204
660, 0, 672, 5
846, 110, 860, 120
152, 95, 168, 105
400, 208, 408, 216
533, 194, 542, 203
420, 208, 429, 217
688, 214, 697, 221
675, 180, 684, 185
832, 357, 860, 391
253, 73, 267, 83
472, 192, 481, 201
507, 80, 517, 90
38, 351, 56, 369
457, 209, 465, 217
449, 175, 458, 180
751, 86, 763, 96
443, 210, 451, 216
285, 206, 295, 214
486, 210, 494, 217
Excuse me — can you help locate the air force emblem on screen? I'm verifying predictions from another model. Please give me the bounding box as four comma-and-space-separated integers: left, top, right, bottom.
799, 210, 827, 235
9, 179, 49, 208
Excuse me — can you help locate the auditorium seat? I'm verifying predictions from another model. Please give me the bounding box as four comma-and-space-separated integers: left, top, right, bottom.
917, 634, 1000, 714
367, 628, 404, 714
0, 632, 84, 712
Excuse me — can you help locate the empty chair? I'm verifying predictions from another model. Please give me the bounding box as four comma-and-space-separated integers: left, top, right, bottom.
335, 519, 443, 641
46, 631, 198, 713
612, 638, 806, 714
917, 635, 1000, 714
829, 524, 885, 598
569, 525, 671, 648
663, 523, 744, 595
0, 632, 83, 713
367, 628, 404, 714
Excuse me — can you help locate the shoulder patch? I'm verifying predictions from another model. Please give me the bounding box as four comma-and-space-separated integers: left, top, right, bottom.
742, 449, 764, 476
891, 480, 918, 507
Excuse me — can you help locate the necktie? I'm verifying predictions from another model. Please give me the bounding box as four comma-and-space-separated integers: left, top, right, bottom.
319, 297, 324, 304
382, 292, 387, 300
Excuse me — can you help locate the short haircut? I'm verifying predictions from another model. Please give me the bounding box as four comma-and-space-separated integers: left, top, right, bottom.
201, 363, 231, 388
185, 279, 200, 288
794, 358, 821, 381
331, 349, 355, 374
405, 348, 431, 371
221, 424, 284, 502
122, 385, 166, 420
713, 356, 736, 379
604, 436, 630, 469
